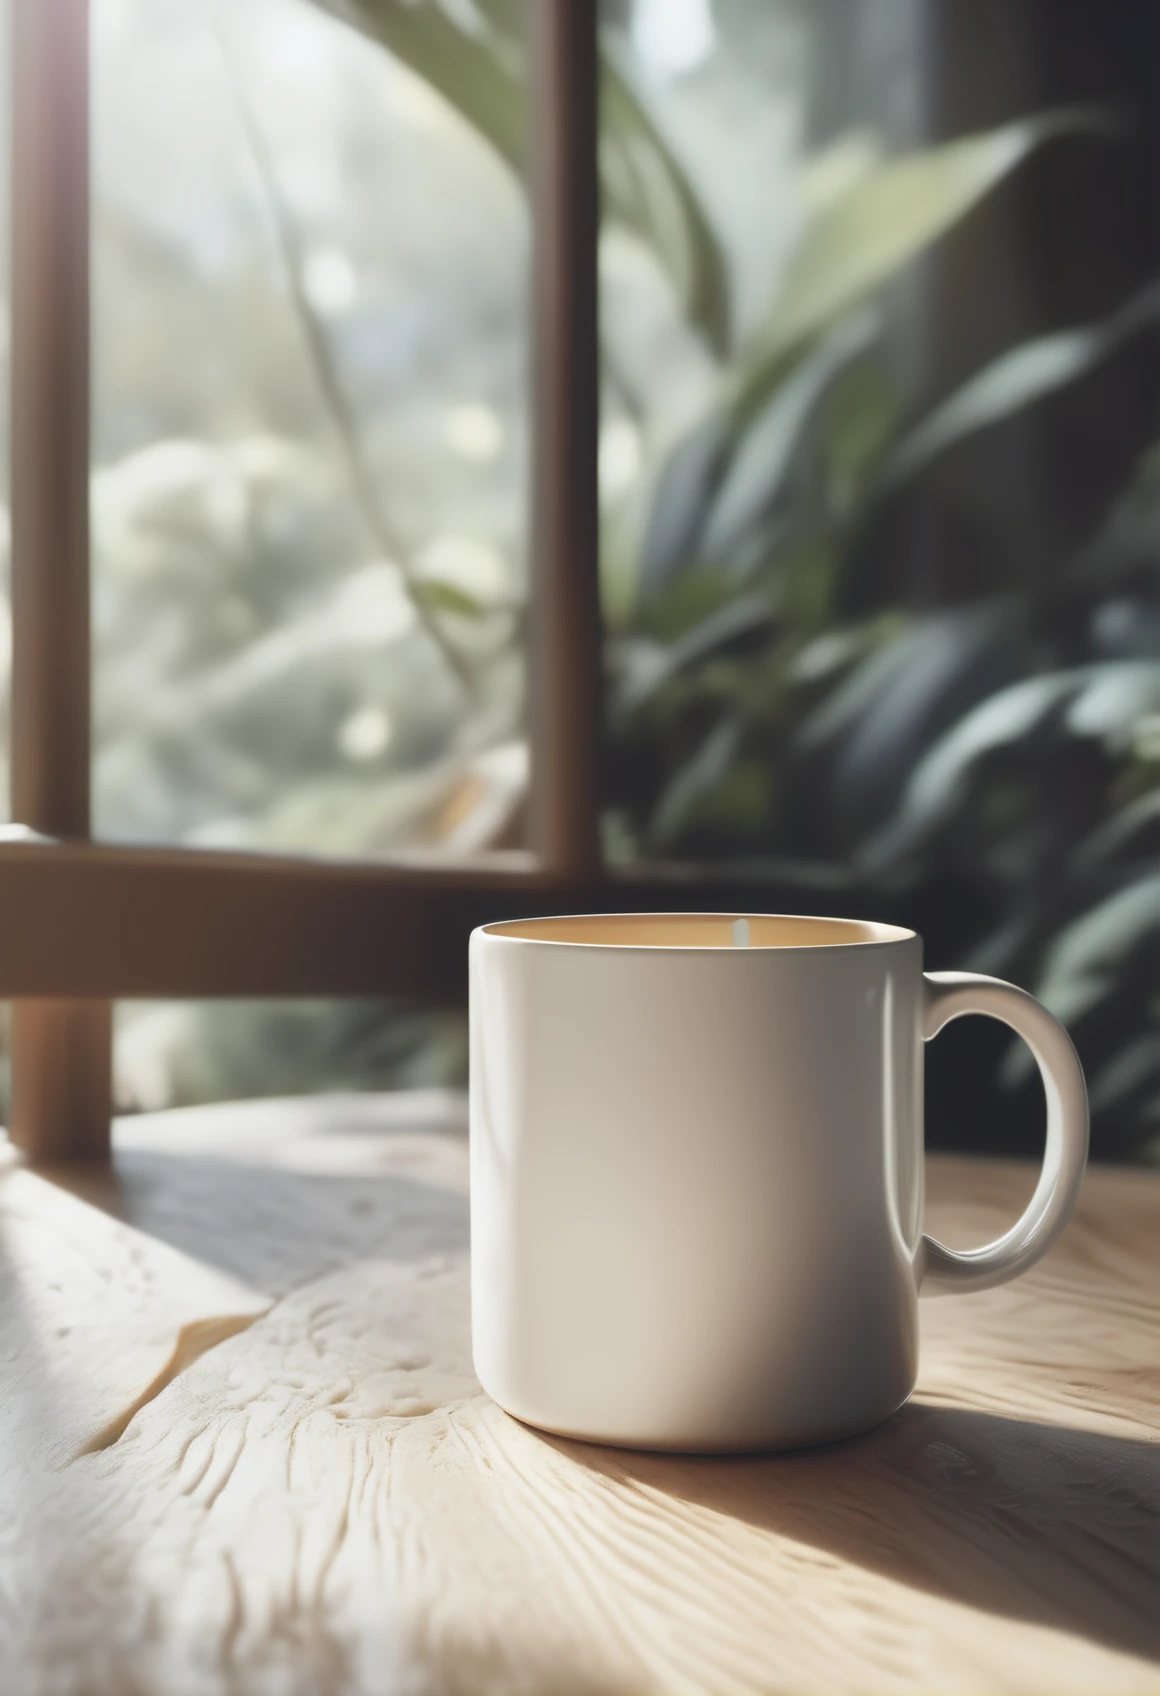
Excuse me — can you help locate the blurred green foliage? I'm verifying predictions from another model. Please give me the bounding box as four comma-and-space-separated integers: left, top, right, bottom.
313, 2, 1160, 1157
602, 121, 1160, 1160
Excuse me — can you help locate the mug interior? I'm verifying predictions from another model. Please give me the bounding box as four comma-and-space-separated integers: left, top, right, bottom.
482, 913, 914, 949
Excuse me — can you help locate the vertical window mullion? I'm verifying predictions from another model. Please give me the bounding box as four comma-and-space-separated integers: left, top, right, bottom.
11, 0, 90, 836
9, 0, 111, 1161
526, 0, 602, 880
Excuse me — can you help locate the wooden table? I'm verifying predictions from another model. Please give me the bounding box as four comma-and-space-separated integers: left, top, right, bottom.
1, 1093, 1156, 1694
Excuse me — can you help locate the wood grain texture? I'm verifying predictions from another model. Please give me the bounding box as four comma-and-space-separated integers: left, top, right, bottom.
0, 1093, 1156, 1695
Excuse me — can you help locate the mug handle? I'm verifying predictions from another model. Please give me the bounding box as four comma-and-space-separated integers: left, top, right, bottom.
920, 971, 1089, 1296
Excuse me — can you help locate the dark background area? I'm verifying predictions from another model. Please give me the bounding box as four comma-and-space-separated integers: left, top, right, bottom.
602, 0, 1160, 1161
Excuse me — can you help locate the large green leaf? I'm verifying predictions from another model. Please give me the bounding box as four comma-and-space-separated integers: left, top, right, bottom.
741, 108, 1119, 402
868, 661, 1160, 864
1074, 789, 1160, 874
1066, 661, 1160, 742
638, 108, 1119, 605
1069, 440, 1160, 593
698, 312, 880, 567
1040, 871, 1160, 989
639, 411, 733, 594
789, 602, 1028, 858
620, 590, 776, 711
601, 51, 730, 352
799, 130, 884, 217
885, 281, 1160, 488
308, 0, 729, 348
860, 669, 1081, 869
797, 604, 1011, 753
312, 0, 526, 169
997, 872, 1160, 1140
1086, 1034, 1160, 1119
640, 314, 895, 597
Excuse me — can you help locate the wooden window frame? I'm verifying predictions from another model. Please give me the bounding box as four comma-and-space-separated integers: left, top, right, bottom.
4, 0, 611, 1160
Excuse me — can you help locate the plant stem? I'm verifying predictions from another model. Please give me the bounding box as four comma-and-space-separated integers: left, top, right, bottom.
209, 3, 478, 702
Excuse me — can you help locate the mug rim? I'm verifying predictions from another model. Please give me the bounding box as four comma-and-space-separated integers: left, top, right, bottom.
477, 911, 917, 951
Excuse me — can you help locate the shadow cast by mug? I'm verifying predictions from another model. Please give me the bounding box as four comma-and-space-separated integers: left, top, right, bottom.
548, 1401, 1160, 1665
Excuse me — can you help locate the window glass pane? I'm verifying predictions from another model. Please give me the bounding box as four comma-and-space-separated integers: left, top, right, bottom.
600, 0, 1160, 1158
92, 0, 528, 857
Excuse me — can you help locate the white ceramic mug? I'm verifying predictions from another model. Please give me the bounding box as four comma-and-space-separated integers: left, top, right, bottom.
469, 913, 1088, 1451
